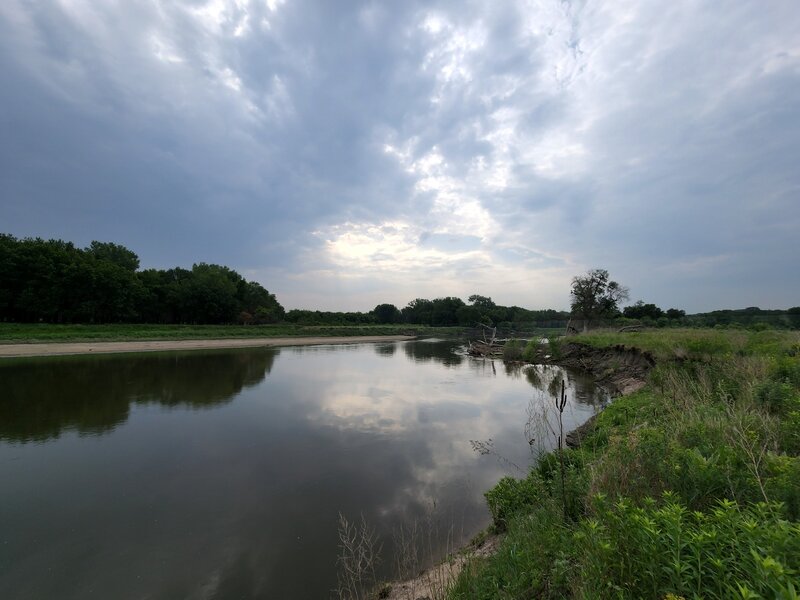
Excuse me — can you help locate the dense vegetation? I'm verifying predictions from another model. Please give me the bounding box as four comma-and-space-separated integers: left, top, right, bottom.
0, 234, 572, 329
2, 237, 796, 335
0, 234, 285, 324
451, 329, 800, 599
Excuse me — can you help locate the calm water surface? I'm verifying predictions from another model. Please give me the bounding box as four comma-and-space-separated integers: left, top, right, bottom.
0, 340, 607, 599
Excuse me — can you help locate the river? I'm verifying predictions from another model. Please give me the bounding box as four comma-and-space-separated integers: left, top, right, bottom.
0, 339, 607, 599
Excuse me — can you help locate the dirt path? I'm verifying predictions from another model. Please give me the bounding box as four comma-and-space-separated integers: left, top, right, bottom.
0, 335, 417, 358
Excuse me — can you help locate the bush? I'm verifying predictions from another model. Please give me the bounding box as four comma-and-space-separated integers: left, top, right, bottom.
485, 473, 545, 531
576, 494, 800, 599
450, 500, 571, 599
502, 339, 523, 361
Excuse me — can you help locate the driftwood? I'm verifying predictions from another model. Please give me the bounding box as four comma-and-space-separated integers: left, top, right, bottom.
468, 324, 503, 357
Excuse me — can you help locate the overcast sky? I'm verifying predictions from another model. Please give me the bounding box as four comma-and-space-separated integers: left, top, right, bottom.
1, 0, 798, 312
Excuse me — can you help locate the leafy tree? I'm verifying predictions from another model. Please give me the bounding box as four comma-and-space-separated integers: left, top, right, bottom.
623, 300, 664, 320
87, 241, 139, 272
401, 298, 434, 324
570, 268, 629, 331
430, 296, 465, 325
239, 280, 284, 323
372, 303, 401, 324
666, 308, 686, 319
788, 307, 800, 329
468, 294, 496, 310
456, 304, 483, 326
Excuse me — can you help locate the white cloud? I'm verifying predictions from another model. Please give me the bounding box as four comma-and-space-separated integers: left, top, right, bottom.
1, 0, 798, 311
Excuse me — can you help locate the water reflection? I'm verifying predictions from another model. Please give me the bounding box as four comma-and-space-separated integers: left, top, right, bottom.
402, 339, 464, 367
373, 342, 397, 357
0, 348, 277, 442
0, 341, 608, 600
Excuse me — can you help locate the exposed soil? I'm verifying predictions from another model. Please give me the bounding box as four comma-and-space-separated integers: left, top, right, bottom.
557, 342, 655, 396
555, 342, 656, 448
382, 534, 501, 600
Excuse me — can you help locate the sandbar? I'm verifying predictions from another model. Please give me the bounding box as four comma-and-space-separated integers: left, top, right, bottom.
0, 335, 417, 358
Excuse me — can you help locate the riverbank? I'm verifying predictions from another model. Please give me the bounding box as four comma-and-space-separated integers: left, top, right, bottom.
0, 323, 457, 344
447, 328, 800, 599
382, 339, 653, 600
0, 335, 417, 358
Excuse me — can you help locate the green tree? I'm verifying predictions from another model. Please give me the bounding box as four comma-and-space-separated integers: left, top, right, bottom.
372, 303, 401, 324
623, 300, 664, 320
402, 298, 434, 324
87, 241, 140, 272
570, 268, 629, 331
468, 294, 496, 310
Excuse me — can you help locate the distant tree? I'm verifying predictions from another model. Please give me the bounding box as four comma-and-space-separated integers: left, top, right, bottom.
666, 308, 686, 319
468, 294, 496, 310
87, 241, 140, 272
570, 269, 629, 331
372, 303, 401, 324
401, 298, 434, 324
430, 296, 466, 326
456, 304, 483, 326
623, 300, 664, 320
239, 280, 284, 323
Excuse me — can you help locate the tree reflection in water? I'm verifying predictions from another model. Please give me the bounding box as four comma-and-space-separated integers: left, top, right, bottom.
0, 348, 278, 442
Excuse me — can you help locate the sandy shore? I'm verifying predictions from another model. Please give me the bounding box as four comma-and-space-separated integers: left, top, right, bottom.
0, 335, 417, 358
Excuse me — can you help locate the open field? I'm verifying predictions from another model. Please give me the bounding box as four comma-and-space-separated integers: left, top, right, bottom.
0, 323, 461, 344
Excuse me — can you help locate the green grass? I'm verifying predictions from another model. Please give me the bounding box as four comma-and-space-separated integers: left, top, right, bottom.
566, 327, 800, 361
450, 328, 800, 599
0, 323, 465, 343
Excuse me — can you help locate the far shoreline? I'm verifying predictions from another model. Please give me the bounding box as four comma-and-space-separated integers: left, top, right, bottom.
0, 335, 418, 358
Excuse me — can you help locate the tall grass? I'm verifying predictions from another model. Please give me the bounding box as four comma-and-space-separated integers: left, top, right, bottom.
449, 329, 800, 598
0, 323, 459, 343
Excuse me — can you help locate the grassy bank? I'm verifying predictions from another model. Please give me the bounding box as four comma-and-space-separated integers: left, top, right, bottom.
451, 329, 800, 599
0, 323, 465, 343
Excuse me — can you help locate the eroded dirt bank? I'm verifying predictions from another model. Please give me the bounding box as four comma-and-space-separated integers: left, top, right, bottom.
556, 342, 655, 396
554, 342, 656, 448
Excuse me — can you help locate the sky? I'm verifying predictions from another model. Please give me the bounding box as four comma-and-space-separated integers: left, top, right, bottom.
1, 0, 798, 312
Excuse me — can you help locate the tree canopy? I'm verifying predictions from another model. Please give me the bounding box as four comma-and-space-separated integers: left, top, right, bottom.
0, 234, 283, 324
570, 268, 629, 330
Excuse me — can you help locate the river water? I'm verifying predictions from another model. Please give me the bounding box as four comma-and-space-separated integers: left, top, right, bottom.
0, 339, 607, 599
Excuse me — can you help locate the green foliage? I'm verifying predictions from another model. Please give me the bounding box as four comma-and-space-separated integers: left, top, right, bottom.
623, 300, 664, 320
0, 323, 449, 343
570, 268, 629, 327
485, 473, 546, 532
576, 495, 800, 600
452, 329, 800, 599
450, 501, 572, 599
502, 339, 523, 361
0, 234, 284, 325
371, 303, 401, 324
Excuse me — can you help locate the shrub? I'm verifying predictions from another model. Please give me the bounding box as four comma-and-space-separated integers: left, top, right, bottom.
502, 339, 523, 361
485, 473, 545, 531
575, 494, 800, 599
450, 500, 571, 599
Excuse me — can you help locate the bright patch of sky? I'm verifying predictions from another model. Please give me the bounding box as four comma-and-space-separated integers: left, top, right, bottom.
1, 0, 798, 311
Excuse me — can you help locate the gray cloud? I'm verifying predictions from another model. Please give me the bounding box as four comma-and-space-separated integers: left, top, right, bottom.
1, 0, 798, 311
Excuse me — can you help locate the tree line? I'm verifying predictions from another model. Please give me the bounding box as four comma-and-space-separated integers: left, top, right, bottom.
284, 297, 568, 328
0, 234, 284, 324
569, 268, 799, 330
3, 235, 795, 330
